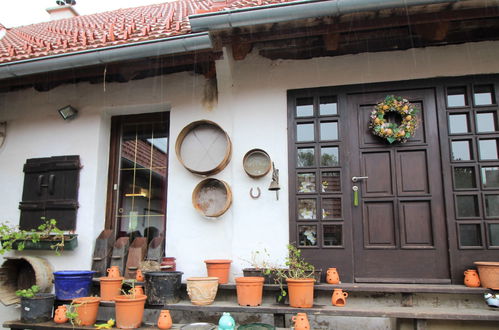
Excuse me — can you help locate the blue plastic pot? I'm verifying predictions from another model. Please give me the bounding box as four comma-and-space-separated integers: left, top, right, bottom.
53, 270, 96, 300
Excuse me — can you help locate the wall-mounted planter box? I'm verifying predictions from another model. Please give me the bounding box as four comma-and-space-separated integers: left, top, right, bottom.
3, 234, 78, 251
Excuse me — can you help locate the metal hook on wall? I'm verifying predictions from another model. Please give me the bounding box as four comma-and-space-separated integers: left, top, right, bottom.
249, 187, 261, 199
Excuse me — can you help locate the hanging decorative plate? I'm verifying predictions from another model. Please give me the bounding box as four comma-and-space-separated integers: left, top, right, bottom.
192, 178, 232, 218
243, 149, 271, 178
175, 120, 232, 176
369, 95, 418, 144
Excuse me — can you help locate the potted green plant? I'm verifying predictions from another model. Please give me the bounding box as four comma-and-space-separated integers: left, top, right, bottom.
0, 218, 77, 255
113, 282, 147, 329
268, 244, 316, 308
16, 285, 55, 323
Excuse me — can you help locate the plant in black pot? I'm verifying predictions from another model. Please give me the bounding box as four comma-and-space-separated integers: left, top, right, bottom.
241, 249, 273, 283
16, 285, 55, 323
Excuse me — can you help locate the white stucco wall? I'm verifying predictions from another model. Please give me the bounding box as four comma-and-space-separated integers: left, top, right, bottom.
0, 40, 498, 323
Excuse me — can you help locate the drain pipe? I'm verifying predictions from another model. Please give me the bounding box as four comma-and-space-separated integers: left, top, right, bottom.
189, 0, 460, 32
0, 32, 212, 80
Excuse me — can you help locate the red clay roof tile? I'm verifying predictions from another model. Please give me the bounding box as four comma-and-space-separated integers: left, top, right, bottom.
0, 0, 298, 64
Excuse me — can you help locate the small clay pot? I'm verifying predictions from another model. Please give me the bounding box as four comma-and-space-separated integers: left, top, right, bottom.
464, 269, 481, 287
107, 266, 121, 278
332, 288, 348, 307
326, 268, 340, 284
54, 305, 68, 324
292, 313, 310, 330
157, 309, 173, 329
135, 269, 145, 282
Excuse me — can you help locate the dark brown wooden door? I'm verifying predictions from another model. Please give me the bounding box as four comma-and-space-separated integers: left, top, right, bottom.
347, 89, 450, 283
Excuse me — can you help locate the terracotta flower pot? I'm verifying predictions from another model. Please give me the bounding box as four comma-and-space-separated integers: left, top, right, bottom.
474, 262, 499, 288
286, 278, 315, 308
114, 294, 147, 329
100, 276, 123, 301
186, 277, 219, 305
205, 259, 232, 284
72, 296, 101, 326
235, 276, 264, 306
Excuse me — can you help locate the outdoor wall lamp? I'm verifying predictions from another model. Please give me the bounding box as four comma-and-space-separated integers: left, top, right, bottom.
58, 105, 78, 120
268, 162, 280, 200
0, 122, 6, 148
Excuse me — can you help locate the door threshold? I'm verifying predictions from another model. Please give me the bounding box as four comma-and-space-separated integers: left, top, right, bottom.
313, 282, 487, 294
355, 277, 451, 284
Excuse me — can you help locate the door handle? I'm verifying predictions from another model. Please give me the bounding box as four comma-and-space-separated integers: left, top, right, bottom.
352, 176, 368, 183
48, 174, 55, 194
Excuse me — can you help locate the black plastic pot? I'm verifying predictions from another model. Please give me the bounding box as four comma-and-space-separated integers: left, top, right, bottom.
144, 271, 183, 305
243, 268, 271, 284
20, 293, 55, 323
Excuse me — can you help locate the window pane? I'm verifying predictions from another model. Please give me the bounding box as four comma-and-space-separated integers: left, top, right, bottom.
489, 224, 499, 246
447, 87, 467, 107
451, 140, 472, 161
319, 96, 337, 116
117, 118, 168, 241
298, 225, 317, 246
297, 148, 315, 167
482, 167, 499, 188
296, 123, 314, 142
321, 171, 341, 192
322, 198, 341, 220
448, 114, 469, 134
453, 167, 476, 189
320, 121, 338, 141
321, 147, 339, 167
476, 112, 497, 133
485, 195, 499, 217
474, 85, 495, 106
298, 199, 317, 220
479, 139, 498, 160
323, 224, 342, 246
297, 173, 316, 193
296, 97, 314, 117
456, 195, 479, 217
459, 224, 482, 246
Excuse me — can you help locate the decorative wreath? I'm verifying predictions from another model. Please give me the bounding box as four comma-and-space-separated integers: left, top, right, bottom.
369, 95, 418, 144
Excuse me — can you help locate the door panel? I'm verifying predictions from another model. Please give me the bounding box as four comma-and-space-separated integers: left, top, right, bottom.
362, 151, 393, 196
363, 201, 396, 247
348, 89, 450, 282
400, 201, 433, 247
397, 150, 429, 194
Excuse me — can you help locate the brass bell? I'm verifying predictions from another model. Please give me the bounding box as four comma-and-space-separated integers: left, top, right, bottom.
268, 162, 280, 200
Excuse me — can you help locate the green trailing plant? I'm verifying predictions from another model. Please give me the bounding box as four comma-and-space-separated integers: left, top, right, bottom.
267, 244, 315, 302
121, 279, 137, 299
66, 302, 81, 326
0, 218, 66, 255
15, 285, 40, 298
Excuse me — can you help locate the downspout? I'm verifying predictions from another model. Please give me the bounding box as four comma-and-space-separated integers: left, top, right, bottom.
0, 32, 212, 80
189, 0, 460, 32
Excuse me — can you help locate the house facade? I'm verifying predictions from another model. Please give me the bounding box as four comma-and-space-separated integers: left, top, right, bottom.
0, 0, 498, 326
